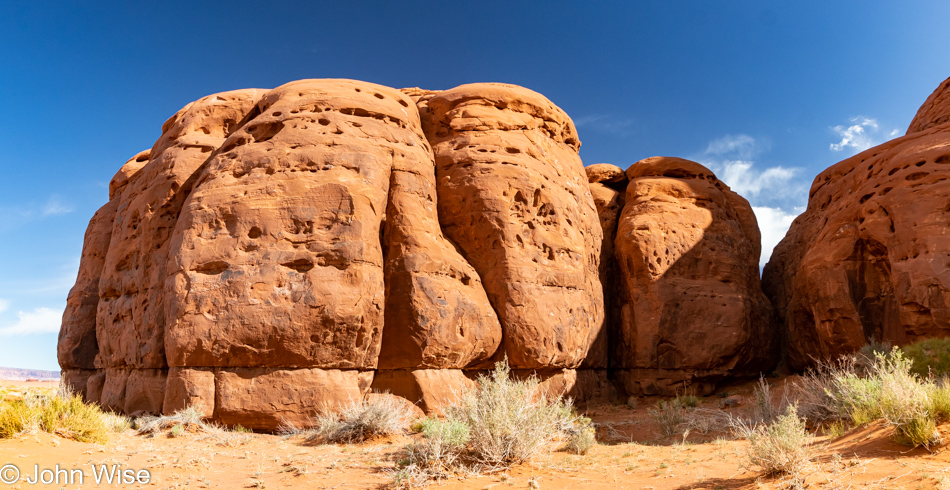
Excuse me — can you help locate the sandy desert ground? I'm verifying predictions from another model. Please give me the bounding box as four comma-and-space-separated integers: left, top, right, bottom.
2, 378, 950, 489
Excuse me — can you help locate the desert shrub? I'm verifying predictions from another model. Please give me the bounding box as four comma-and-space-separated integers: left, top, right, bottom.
674, 394, 701, 408
310, 394, 411, 444
901, 337, 950, 377
748, 376, 788, 425
0, 384, 108, 443
448, 361, 578, 466
929, 378, 950, 419
394, 418, 470, 485
735, 404, 812, 476
873, 349, 941, 447
564, 415, 596, 455
391, 360, 590, 487
792, 347, 946, 448
648, 399, 685, 437
103, 412, 132, 433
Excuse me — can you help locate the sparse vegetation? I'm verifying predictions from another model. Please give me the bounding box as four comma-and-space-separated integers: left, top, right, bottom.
135, 404, 206, 436
0, 382, 110, 443
791, 345, 950, 448
734, 404, 813, 477
390, 360, 592, 488
648, 399, 685, 437
902, 337, 950, 377
310, 394, 412, 444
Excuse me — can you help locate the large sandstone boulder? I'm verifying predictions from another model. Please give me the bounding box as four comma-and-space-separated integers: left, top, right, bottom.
764, 87, 950, 368
613, 157, 776, 394
421, 83, 604, 370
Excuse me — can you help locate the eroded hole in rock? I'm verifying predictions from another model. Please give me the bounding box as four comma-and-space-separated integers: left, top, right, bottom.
195, 261, 229, 275
281, 258, 314, 272
248, 226, 262, 239
906, 172, 928, 181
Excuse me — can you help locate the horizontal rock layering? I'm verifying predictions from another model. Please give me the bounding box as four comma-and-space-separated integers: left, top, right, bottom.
79, 76, 950, 428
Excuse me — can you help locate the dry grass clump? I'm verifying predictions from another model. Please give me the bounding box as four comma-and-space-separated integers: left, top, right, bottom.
309, 395, 412, 444
734, 404, 813, 477
390, 360, 592, 488
649, 399, 686, 437
134, 405, 207, 436
0, 382, 112, 443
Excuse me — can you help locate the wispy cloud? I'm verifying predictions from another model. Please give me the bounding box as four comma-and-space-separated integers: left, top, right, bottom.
0, 195, 75, 230
698, 134, 802, 200
0, 299, 9, 314
0, 306, 63, 336
573, 114, 636, 136
42, 195, 74, 216
830, 116, 900, 154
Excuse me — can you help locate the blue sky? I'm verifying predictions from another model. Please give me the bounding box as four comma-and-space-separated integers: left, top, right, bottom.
1, 1, 948, 370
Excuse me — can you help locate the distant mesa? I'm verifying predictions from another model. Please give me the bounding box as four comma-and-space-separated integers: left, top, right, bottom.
0, 367, 60, 381
58, 75, 950, 429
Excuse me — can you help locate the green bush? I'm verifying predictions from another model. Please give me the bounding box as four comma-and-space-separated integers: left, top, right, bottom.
901, 337, 950, 377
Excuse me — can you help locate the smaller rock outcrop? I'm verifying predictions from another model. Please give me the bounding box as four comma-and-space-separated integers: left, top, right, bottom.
612, 157, 776, 394
908, 76, 950, 134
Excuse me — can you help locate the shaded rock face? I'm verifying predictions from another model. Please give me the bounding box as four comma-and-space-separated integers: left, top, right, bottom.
610, 157, 776, 394
60, 80, 607, 428
764, 92, 950, 368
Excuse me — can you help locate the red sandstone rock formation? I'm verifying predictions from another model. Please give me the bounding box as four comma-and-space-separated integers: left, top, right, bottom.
60, 78, 788, 427
59, 80, 612, 428
613, 157, 776, 394
764, 79, 950, 368
908, 76, 950, 134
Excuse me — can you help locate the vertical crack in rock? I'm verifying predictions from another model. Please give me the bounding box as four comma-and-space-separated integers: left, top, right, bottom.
375, 88, 502, 370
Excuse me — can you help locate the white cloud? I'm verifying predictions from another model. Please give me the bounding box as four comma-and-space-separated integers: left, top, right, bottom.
0, 307, 63, 336
753, 206, 801, 267
0, 299, 9, 314
719, 161, 798, 198
697, 134, 801, 200
829, 116, 899, 154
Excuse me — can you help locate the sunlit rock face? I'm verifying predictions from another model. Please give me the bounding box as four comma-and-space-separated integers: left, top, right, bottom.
764, 75, 950, 369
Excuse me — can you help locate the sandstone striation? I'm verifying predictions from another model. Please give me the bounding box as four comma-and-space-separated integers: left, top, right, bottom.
612, 157, 776, 394
764, 88, 950, 368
